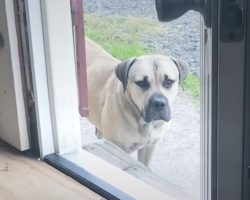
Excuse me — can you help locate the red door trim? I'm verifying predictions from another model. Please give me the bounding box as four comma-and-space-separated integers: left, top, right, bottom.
71, 0, 88, 117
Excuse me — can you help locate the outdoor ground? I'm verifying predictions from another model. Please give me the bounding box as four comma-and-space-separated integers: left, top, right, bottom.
81, 1, 200, 199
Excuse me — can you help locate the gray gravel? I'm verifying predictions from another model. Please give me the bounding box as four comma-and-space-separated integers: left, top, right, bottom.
83, 1, 200, 199
84, 0, 201, 76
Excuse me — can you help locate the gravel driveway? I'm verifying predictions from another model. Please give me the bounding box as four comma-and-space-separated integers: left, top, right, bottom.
83, 1, 201, 199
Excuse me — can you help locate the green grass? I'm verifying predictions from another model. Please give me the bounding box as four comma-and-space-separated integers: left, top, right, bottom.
84, 14, 160, 59
84, 14, 200, 98
183, 74, 200, 98
87, 27, 149, 59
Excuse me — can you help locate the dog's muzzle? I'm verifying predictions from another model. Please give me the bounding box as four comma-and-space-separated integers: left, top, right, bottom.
144, 93, 171, 123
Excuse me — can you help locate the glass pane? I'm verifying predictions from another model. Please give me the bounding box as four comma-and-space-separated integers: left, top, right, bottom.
81, 1, 201, 199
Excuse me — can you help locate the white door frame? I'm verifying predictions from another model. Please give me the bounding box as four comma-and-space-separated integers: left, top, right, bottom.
40, 0, 81, 154
26, 0, 81, 156
25, 0, 55, 157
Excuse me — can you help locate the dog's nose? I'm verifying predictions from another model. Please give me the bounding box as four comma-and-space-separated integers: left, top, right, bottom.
150, 95, 167, 110
152, 98, 166, 109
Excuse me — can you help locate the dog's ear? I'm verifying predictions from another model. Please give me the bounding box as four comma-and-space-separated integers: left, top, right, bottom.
115, 58, 136, 92
171, 57, 188, 84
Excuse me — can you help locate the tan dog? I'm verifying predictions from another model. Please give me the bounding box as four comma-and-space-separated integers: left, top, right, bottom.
86, 38, 188, 166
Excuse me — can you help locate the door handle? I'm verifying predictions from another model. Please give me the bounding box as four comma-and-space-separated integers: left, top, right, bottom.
155, 0, 211, 27
155, 0, 245, 42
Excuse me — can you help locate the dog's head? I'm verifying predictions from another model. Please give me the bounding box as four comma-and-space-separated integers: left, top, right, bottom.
115, 55, 188, 123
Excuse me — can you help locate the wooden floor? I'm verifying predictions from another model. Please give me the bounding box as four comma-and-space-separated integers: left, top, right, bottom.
0, 140, 104, 200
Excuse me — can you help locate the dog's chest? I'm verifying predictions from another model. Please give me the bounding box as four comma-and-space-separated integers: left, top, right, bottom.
124, 121, 168, 153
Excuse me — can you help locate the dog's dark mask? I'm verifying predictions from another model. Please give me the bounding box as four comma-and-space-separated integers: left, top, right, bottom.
144, 93, 171, 123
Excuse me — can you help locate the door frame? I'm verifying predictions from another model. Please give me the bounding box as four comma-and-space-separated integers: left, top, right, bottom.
25, 0, 55, 157
202, 0, 248, 199
243, 0, 250, 198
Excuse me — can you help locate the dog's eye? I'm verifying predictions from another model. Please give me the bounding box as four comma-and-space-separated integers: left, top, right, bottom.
163, 79, 175, 88
135, 80, 150, 90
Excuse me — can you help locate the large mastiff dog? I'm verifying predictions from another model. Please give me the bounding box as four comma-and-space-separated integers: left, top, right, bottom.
86, 38, 188, 166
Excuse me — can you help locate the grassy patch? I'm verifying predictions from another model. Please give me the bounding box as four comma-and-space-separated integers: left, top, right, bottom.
86, 27, 149, 59
84, 14, 200, 98
84, 14, 162, 60
183, 74, 200, 98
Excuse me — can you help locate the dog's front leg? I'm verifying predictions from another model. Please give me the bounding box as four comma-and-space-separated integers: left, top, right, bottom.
138, 140, 160, 167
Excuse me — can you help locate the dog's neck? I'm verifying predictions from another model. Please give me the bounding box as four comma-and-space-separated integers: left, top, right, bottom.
124, 89, 142, 121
